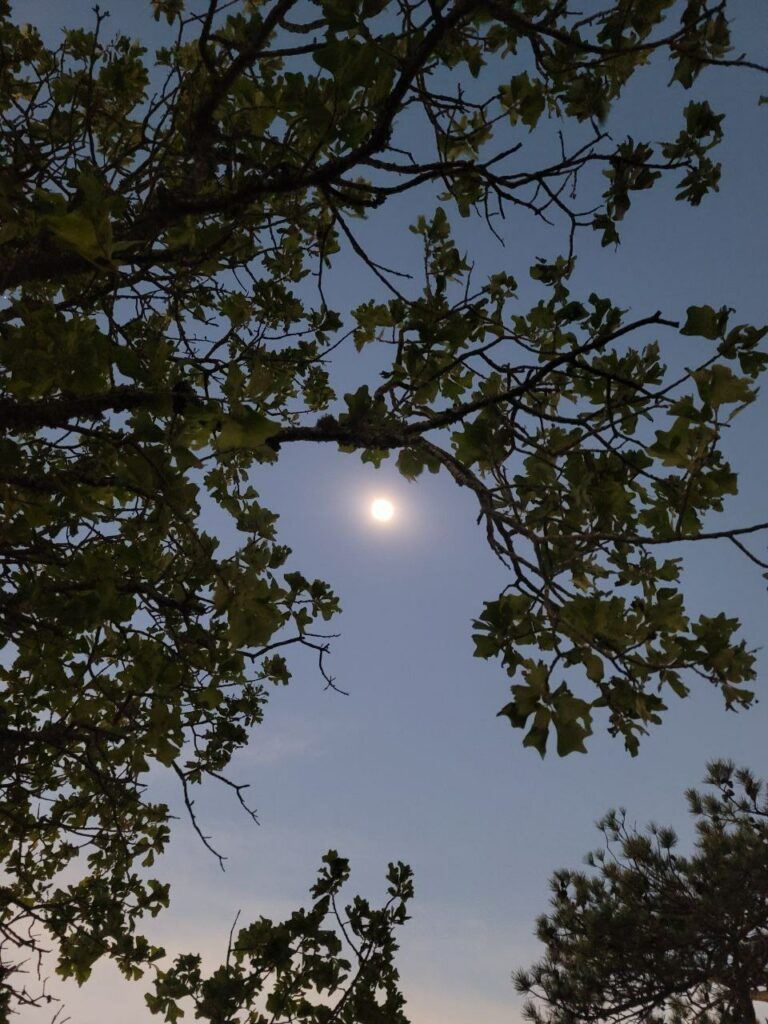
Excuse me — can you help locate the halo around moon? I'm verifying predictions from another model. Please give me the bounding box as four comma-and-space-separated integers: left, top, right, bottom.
371, 497, 395, 523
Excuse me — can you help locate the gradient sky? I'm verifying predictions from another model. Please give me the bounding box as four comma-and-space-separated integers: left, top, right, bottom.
20, 2, 768, 1022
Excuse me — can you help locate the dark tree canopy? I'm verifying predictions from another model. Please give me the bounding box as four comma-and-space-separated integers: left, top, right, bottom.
4, 849, 414, 1023
514, 761, 768, 1024
147, 852, 413, 1024
0, 0, 766, 1016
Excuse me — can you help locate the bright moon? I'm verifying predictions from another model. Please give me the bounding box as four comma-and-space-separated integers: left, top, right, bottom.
371, 498, 395, 523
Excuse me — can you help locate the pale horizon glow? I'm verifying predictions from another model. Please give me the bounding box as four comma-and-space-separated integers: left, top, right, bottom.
371, 497, 395, 522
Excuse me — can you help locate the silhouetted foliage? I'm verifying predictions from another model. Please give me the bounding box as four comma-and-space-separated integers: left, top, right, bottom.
515, 762, 768, 1024
148, 853, 413, 1024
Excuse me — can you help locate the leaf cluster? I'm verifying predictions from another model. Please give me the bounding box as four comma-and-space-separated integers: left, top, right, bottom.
147, 852, 413, 1024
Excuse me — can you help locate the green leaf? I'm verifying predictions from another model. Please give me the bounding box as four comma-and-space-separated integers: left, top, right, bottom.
522, 708, 551, 757
228, 598, 284, 648
396, 448, 425, 480
694, 364, 754, 409
554, 716, 590, 756
584, 654, 604, 682
215, 412, 279, 452
44, 211, 108, 261
680, 305, 725, 340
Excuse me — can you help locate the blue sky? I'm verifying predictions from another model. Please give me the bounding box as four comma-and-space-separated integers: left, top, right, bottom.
20, 2, 768, 1021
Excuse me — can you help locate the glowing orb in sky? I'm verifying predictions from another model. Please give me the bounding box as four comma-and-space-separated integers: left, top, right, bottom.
370, 498, 395, 523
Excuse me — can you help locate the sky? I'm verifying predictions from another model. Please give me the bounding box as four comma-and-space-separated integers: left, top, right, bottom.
18, 2, 768, 1022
